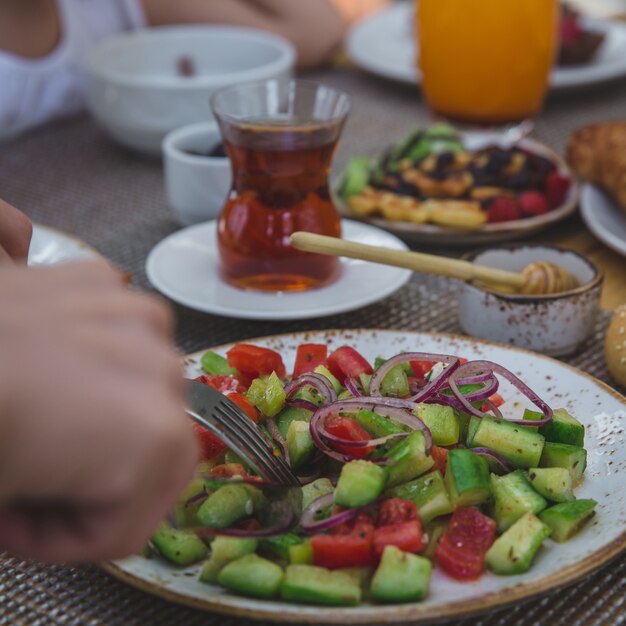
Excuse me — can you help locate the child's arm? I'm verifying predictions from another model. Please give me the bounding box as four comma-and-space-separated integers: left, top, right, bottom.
140, 0, 346, 68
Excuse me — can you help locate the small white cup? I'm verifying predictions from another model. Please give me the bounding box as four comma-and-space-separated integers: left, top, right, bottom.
162, 121, 231, 225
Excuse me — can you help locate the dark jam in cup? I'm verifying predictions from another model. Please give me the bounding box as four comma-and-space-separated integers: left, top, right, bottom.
217, 120, 342, 293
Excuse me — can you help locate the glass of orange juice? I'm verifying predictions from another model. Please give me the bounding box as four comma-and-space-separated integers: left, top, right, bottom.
417, 0, 558, 126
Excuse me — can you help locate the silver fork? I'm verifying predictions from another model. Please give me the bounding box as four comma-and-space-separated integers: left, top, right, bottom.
185, 380, 301, 486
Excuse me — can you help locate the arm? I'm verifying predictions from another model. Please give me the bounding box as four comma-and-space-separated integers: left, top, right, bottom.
140, 0, 346, 69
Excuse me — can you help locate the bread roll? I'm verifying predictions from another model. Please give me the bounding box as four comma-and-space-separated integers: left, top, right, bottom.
567, 122, 626, 213
605, 304, 626, 387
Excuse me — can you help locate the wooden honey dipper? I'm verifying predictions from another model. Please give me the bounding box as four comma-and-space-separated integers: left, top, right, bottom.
290, 232, 580, 295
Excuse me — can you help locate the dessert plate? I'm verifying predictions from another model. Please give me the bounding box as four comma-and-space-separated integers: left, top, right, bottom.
28, 224, 100, 265
580, 184, 626, 257
145, 220, 411, 320
346, 3, 626, 91
102, 328, 626, 624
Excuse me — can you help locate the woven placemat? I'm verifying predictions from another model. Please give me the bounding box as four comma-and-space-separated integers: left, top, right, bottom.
0, 63, 625, 626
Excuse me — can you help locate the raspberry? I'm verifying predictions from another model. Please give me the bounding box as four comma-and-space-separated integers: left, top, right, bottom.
518, 191, 551, 217
546, 171, 571, 208
487, 196, 521, 223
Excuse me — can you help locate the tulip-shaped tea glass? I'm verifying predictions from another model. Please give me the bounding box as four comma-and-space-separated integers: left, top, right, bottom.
211, 80, 350, 292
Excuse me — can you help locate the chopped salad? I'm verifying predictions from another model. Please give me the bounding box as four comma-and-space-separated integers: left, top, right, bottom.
145, 342, 595, 606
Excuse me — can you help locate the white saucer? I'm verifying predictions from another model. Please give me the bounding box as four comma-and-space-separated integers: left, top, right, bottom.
28, 224, 100, 266
146, 220, 411, 320
581, 183, 626, 257
346, 3, 626, 91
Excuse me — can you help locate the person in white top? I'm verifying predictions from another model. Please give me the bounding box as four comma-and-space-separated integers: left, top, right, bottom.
0, 0, 345, 140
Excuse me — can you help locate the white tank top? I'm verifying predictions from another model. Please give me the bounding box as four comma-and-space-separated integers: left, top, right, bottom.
0, 0, 145, 140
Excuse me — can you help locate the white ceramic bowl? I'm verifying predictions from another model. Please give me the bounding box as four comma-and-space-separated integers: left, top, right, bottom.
83, 26, 295, 155
162, 122, 231, 225
458, 245, 603, 357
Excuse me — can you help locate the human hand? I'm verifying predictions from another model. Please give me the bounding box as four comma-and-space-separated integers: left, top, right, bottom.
0, 198, 33, 263
0, 260, 199, 563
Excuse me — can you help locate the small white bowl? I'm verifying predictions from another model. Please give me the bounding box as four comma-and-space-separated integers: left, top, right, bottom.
84, 26, 295, 154
458, 245, 603, 357
162, 121, 231, 226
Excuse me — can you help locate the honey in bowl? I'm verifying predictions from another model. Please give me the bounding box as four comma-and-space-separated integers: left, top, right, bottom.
212, 81, 350, 293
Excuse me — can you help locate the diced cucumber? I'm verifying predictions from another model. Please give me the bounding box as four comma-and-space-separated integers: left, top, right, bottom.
385, 431, 435, 487
287, 420, 315, 470
338, 566, 373, 591
415, 404, 460, 446
445, 449, 491, 507
335, 460, 387, 508
152, 524, 209, 566
201, 351, 238, 376
199, 536, 258, 584
359, 373, 372, 394
260, 533, 302, 561
539, 442, 587, 485
276, 406, 313, 439
423, 518, 448, 560
473, 416, 545, 468
174, 477, 208, 528
370, 546, 432, 603
289, 540, 313, 565
540, 409, 585, 447
539, 499, 597, 542
196, 484, 258, 529
465, 415, 481, 447
218, 554, 284, 599
245, 378, 267, 411
490, 470, 547, 532
314, 365, 342, 395
380, 365, 410, 398
527, 467, 574, 503
262, 372, 286, 418
355, 409, 406, 439
374, 356, 413, 377
340, 156, 371, 199
521, 408, 542, 431
485, 512, 551, 575
301, 478, 334, 509
387, 470, 453, 524
281, 565, 361, 606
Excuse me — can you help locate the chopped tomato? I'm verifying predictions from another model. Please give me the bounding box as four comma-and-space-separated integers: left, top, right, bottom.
435, 507, 497, 581
378, 498, 418, 526
312, 513, 375, 569
226, 391, 260, 423
409, 360, 436, 382
195, 374, 244, 394
430, 446, 449, 475
293, 343, 327, 378
210, 463, 249, 479
324, 415, 374, 459
481, 393, 505, 414
193, 423, 228, 460
226, 344, 286, 386
327, 346, 373, 384
373, 521, 426, 557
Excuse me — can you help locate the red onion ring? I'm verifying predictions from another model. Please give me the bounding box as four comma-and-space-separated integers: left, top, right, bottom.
344, 377, 363, 398
470, 447, 514, 473
448, 361, 553, 426
300, 493, 379, 535
266, 417, 291, 467
286, 398, 319, 412
284, 373, 337, 405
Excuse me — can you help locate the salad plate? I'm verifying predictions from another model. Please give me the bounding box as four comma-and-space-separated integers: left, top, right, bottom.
145, 220, 411, 320
102, 328, 626, 624
346, 3, 626, 91
580, 183, 626, 257
28, 223, 100, 266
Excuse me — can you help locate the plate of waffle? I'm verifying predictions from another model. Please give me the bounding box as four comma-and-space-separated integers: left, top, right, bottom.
336, 125, 579, 247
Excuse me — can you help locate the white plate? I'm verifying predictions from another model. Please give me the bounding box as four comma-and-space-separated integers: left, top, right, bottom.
337, 137, 580, 247
580, 184, 626, 257
346, 3, 626, 91
28, 224, 100, 266
145, 220, 411, 320
103, 328, 626, 624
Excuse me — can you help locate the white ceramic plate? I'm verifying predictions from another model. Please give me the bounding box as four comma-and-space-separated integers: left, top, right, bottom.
145, 220, 411, 320
28, 224, 100, 266
580, 184, 626, 257
337, 137, 579, 247
103, 328, 626, 624
346, 3, 626, 91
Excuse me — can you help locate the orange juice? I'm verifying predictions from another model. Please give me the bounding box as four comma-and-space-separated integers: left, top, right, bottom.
417, 0, 558, 125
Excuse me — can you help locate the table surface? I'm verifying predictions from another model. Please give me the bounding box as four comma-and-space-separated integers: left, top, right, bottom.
0, 59, 626, 626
